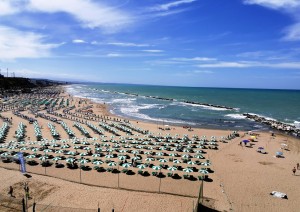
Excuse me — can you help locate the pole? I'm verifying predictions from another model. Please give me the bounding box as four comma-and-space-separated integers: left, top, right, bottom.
80, 167, 82, 183
117, 164, 120, 188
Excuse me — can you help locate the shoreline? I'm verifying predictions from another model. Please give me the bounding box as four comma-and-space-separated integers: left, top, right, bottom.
66, 85, 300, 139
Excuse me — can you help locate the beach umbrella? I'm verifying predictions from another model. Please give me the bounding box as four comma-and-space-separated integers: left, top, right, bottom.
73, 146, 81, 149
183, 149, 190, 153
26, 154, 36, 159
152, 166, 161, 170
132, 156, 141, 161
95, 147, 103, 151
65, 157, 75, 163
20, 147, 29, 150
243, 140, 250, 144
137, 164, 147, 169
187, 161, 196, 165
105, 154, 114, 158
194, 154, 204, 159
199, 168, 209, 174
169, 153, 177, 157
167, 166, 178, 172
144, 151, 152, 155
39, 156, 48, 161
173, 159, 182, 164
66, 151, 76, 155
93, 160, 103, 165
119, 149, 127, 153
276, 151, 283, 156
79, 158, 89, 164
118, 155, 127, 160
31, 148, 39, 152
183, 168, 193, 173
131, 150, 140, 154
201, 161, 211, 166
43, 149, 52, 153
122, 163, 132, 168
159, 159, 168, 163
145, 158, 154, 162
182, 154, 190, 159
83, 147, 92, 151
52, 156, 62, 161
55, 150, 64, 154
92, 153, 101, 157
107, 162, 116, 167
80, 152, 87, 156
156, 152, 164, 156
61, 144, 70, 149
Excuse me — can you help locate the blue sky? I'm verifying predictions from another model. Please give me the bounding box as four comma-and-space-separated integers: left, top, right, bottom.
0, 0, 300, 89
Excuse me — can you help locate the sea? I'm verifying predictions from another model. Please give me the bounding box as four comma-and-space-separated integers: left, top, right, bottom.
65, 83, 300, 132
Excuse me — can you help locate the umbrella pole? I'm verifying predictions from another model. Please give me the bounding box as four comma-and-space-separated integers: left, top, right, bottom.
80, 167, 82, 183
118, 164, 119, 188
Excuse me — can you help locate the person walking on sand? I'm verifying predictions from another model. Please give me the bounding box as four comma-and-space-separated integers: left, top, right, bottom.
292, 167, 296, 175
8, 186, 14, 197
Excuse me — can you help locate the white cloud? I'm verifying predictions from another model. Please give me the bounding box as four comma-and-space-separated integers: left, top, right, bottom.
0, 0, 20, 15
27, 0, 132, 32
171, 57, 217, 61
244, 0, 300, 41
197, 61, 300, 69
142, 49, 164, 53
0, 25, 60, 60
106, 53, 122, 57
106, 42, 150, 47
283, 22, 300, 41
72, 39, 86, 44
244, 0, 300, 9
150, 0, 197, 11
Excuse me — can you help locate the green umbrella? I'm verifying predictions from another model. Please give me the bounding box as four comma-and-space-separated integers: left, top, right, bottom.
194, 154, 204, 159
167, 166, 178, 171
159, 159, 168, 163
92, 153, 101, 157
55, 150, 64, 154
199, 169, 209, 174
83, 147, 92, 150
65, 158, 75, 163
145, 158, 154, 162
26, 154, 36, 159
80, 152, 87, 156
105, 154, 114, 158
118, 155, 127, 160
181, 154, 190, 159
122, 163, 132, 168
44, 149, 52, 153
187, 161, 196, 165
107, 162, 116, 167
93, 160, 103, 165
137, 164, 146, 169
201, 162, 211, 166
183, 168, 193, 173
156, 152, 164, 156
173, 160, 182, 164
79, 158, 89, 164
39, 156, 48, 161
152, 166, 161, 170
52, 156, 62, 161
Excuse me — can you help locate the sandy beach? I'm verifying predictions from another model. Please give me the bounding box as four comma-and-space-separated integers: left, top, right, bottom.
1, 85, 299, 212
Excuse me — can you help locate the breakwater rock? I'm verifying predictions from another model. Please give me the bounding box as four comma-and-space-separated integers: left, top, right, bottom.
243, 113, 300, 137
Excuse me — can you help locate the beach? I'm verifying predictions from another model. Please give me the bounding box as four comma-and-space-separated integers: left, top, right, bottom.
1, 85, 300, 212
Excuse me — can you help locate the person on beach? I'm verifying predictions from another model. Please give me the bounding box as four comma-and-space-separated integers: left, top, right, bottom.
8, 186, 14, 197
292, 167, 296, 175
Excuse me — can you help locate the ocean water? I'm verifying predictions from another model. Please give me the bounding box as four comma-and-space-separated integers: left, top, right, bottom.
65, 83, 300, 131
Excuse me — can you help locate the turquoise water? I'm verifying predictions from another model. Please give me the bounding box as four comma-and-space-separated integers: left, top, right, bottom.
66, 83, 300, 131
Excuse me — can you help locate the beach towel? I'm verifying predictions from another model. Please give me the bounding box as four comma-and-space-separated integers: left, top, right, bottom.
270, 191, 288, 199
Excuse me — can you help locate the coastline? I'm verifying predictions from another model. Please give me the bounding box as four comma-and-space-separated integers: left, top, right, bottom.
0, 84, 299, 211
